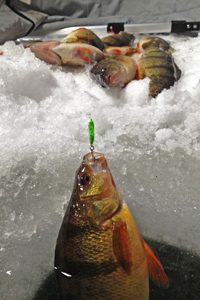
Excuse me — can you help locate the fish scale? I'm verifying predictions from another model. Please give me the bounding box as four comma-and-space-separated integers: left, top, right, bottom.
56, 217, 149, 299
55, 152, 168, 300
137, 46, 181, 97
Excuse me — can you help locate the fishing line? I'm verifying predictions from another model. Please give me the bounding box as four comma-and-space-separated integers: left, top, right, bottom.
86, 0, 95, 153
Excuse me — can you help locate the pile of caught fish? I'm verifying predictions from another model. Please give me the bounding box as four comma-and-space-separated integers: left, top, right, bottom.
27, 28, 181, 97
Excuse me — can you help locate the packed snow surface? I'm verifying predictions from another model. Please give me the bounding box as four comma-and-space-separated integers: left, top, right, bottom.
1, 33, 200, 299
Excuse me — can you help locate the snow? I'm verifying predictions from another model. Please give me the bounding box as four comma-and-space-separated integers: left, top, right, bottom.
1, 33, 200, 299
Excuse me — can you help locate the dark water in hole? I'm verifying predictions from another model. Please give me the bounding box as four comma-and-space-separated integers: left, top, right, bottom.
32, 239, 200, 300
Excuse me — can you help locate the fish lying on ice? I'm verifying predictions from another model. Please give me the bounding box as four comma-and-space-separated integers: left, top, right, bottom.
61, 27, 105, 50
137, 36, 174, 54
104, 46, 137, 56
91, 54, 137, 87
101, 31, 135, 48
137, 46, 181, 97
55, 151, 169, 300
29, 41, 105, 66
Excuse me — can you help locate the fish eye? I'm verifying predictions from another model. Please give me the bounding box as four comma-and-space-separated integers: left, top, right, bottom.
79, 174, 90, 185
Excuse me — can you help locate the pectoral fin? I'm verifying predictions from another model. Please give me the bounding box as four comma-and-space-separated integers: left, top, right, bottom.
113, 220, 132, 275
76, 47, 92, 62
108, 48, 122, 55
142, 238, 169, 288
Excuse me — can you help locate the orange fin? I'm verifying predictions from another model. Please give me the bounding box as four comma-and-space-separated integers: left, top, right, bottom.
137, 42, 140, 53
73, 28, 96, 40
108, 28, 114, 34
111, 49, 122, 55
113, 220, 132, 275
72, 27, 86, 32
77, 47, 92, 63
0, 51, 4, 55
142, 239, 169, 288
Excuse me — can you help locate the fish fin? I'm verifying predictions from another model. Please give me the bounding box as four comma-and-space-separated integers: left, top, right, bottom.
134, 67, 140, 80
30, 44, 62, 65
125, 47, 137, 56
108, 28, 114, 34
0, 51, 3, 55
76, 47, 92, 63
137, 43, 140, 53
169, 46, 175, 53
103, 53, 112, 58
142, 238, 169, 288
136, 64, 146, 80
24, 40, 43, 48
113, 220, 132, 275
73, 27, 86, 31
110, 49, 122, 55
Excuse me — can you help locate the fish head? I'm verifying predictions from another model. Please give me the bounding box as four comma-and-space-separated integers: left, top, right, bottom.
72, 152, 121, 225
91, 57, 125, 87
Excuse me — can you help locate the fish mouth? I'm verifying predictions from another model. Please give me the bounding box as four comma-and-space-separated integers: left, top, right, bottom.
83, 152, 104, 163
90, 71, 108, 87
80, 152, 122, 225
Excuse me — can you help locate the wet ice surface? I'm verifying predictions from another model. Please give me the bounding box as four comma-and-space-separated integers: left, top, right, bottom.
1, 34, 200, 299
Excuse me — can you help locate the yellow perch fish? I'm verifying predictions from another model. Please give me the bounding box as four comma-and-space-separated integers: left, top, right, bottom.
137, 46, 181, 97
91, 54, 137, 87
55, 151, 169, 300
104, 46, 137, 56
61, 27, 104, 50
137, 36, 174, 54
101, 31, 135, 48
29, 41, 104, 66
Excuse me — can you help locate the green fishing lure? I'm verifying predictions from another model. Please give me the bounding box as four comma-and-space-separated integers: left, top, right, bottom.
88, 118, 94, 147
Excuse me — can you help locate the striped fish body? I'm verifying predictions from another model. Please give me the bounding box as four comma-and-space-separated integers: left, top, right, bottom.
101, 31, 135, 48
55, 152, 169, 300
137, 47, 181, 97
137, 36, 174, 54
61, 28, 104, 51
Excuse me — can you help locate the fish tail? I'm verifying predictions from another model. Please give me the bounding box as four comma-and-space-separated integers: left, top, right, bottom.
24, 40, 42, 48
134, 67, 140, 80
73, 27, 86, 32
125, 47, 137, 56
142, 238, 169, 289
